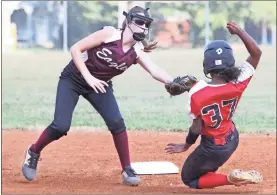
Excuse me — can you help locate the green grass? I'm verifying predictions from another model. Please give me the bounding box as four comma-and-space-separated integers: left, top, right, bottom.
2, 46, 276, 132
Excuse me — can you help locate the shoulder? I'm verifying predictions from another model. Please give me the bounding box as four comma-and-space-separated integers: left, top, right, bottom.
188, 80, 208, 98
133, 42, 144, 57
95, 26, 116, 39
187, 80, 207, 119
102, 26, 122, 43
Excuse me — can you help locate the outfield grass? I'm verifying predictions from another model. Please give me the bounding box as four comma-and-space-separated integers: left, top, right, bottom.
2, 45, 276, 132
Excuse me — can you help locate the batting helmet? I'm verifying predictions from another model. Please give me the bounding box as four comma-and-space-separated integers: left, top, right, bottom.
203, 40, 235, 75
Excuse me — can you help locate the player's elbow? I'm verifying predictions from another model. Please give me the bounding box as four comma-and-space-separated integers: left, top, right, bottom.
253, 47, 262, 58
258, 48, 262, 56
190, 117, 203, 134
69, 45, 75, 55
190, 126, 201, 135
69, 44, 79, 54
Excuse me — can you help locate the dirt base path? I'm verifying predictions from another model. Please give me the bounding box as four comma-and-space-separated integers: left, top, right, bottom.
2, 130, 276, 194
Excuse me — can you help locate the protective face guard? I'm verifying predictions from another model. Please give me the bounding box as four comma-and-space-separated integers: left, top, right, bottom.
123, 11, 153, 26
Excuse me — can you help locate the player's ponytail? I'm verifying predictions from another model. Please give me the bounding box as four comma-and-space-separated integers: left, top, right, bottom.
141, 39, 158, 53
214, 67, 241, 82
121, 19, 127, 30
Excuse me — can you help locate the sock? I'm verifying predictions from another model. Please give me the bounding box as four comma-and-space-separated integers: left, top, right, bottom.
30, 128, 55, 154
112, 131, 131, 170
198, 172, 232, 189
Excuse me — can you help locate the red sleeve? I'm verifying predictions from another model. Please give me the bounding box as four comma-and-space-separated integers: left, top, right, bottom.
187, 80, 207, 119
188, 95, 200, 119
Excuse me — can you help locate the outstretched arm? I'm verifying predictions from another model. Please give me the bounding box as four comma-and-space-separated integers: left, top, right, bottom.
165, 116, 203, 154
136, 52, 173, 84
137, 51, 197, 96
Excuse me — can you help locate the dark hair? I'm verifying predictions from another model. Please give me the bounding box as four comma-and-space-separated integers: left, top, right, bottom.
121, 7, 157, 53
210, 66, 242, 82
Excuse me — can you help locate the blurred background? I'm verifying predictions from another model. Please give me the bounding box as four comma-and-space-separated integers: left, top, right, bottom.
2, 1, 276, 132
2, 1, 276, 50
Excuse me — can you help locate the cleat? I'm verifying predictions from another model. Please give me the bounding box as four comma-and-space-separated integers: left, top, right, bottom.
22, 145, 40, 181
122, 166, 141, 186
227, 169, 263, 186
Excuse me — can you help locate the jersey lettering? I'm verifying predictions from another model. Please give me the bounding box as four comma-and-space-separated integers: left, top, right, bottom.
201, 103, 223, 129
96, 48, 128, 71
201, 97, 238, 129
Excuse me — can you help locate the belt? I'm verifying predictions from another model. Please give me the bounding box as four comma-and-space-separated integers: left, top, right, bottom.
201, 129, 236, 146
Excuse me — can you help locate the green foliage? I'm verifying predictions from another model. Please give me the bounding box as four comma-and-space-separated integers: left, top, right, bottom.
32, 1, 276, 48
249, 1, 276, 26
67, 1, 118, 47
146, 1, 250, 47
77, 1, 118, 25
147, 1, 274, 47
63, 1, 275, 48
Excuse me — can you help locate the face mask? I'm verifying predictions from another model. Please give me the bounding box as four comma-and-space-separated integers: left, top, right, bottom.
126, 23, 146, 42
133, 32, 146, 41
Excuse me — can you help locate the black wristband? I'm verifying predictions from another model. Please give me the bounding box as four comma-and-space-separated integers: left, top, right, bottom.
186, 128, 200, 145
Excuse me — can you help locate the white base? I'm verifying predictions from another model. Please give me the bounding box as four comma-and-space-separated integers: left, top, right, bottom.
131, 161, 179, 175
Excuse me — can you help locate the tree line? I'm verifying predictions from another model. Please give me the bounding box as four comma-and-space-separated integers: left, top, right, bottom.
63, 1, 275, 48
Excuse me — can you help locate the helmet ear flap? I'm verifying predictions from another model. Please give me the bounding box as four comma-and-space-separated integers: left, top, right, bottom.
123, 11, 131, 21
144, 8, 150, 17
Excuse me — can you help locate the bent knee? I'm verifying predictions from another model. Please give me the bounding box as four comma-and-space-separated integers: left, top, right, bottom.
181, 170, 200, 189
48, 121, 70, 140
50, 120, 70, 133
106, 118, 126, 135
182, 178, 199, 189
56, 124, 70, 133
